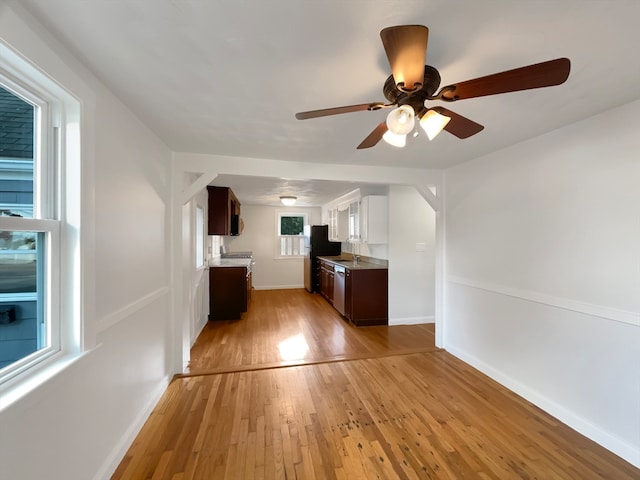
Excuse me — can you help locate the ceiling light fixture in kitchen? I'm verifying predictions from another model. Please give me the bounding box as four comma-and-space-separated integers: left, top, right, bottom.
280, 196, 297, 206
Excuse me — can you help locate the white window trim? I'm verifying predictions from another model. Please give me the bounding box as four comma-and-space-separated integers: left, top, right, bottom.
0, 79, 61, 386
0, 32, 88, 403
274, 210, 308, 260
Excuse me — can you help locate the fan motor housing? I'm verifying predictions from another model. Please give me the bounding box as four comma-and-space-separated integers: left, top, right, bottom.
384, 65, 441, 111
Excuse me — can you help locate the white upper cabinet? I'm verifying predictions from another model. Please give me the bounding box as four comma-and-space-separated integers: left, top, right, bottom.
328, 207, 349, 242
350, 195, 388, 244
348, 201, 359, 242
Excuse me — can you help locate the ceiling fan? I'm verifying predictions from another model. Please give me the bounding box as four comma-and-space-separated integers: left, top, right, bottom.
295, 25, 570, 149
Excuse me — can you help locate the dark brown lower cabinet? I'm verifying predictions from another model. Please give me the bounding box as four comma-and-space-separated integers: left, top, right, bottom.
345, 268, 388, 326
319, 260, 335, 304
209, 266, 250, 320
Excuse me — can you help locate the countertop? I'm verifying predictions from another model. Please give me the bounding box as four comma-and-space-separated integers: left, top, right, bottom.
317, 255, 388, 270
208, 257, 253, 268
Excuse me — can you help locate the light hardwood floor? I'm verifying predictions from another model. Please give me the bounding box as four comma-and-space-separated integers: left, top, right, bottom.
187, 289, 438, 375
112, 289, 638, 479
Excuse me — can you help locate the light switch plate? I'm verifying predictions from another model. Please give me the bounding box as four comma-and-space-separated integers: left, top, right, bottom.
415, 242, 426, 252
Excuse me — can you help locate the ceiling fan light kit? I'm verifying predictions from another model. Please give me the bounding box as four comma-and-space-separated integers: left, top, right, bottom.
295, 24, 571, 150
382, 130, 407, 148
420, 109, 451, 140
386, 105, 415, 135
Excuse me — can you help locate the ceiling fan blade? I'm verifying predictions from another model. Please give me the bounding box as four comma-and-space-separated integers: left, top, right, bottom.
357, 122, 388, 149
295, 102, 387, 120
439, 57, 571, 101
432, 107, 484, 139
380, 25, 429, 92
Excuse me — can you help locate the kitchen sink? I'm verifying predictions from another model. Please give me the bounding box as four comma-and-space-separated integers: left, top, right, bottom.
336, 261, 365, 268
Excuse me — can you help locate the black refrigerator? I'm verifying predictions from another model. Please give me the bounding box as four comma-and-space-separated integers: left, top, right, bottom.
303, 225, 341, 293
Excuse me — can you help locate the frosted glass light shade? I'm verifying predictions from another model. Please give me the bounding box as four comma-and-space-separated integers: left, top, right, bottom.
419, 109, 451, 140
386, 105, 415, 135
280, 196, 297, 206
382, 130, 406, 147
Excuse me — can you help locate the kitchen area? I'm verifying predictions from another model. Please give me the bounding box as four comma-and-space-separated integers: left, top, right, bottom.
304, 220, 389, 326
206, 186, 255, 320
204, 181, 435, 329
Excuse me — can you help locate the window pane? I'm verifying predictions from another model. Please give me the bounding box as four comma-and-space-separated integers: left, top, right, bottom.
0, 231, 44, 370
0, 86, 35, 219
280, 216, 304, 235
0, 230, 38, 293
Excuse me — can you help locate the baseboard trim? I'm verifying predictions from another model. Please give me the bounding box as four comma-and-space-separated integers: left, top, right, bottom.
254, 284, 304, 290
446, 344, 640, 468
388, 315, 435, 326
191, 316, 208, 347
93, 374, 172, 480
447, 276, 639, 327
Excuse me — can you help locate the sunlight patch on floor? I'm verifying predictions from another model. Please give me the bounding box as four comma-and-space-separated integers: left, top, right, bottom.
278, 333, 309, 361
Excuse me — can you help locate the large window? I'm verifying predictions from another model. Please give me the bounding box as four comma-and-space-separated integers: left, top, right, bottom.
0, 78, 60, 385
276, 211, 307, 258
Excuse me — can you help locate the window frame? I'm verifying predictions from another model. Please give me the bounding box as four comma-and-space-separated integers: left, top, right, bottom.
0, 45, 82, 393
275, 210, 307, 259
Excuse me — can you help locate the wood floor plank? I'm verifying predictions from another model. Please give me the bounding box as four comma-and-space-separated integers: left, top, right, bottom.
187, 289, 438, 374
112, 289, 639, 480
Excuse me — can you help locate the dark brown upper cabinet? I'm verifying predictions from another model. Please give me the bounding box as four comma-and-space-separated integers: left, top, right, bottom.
207, 186, 242, 236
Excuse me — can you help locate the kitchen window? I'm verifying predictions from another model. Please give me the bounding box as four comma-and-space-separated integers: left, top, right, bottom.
276, 211, 307, 258
0, 53, 81, 390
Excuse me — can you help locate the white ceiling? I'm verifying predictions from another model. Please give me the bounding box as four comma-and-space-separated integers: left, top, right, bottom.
20, 0, 640, 206
210, 174, 367, 207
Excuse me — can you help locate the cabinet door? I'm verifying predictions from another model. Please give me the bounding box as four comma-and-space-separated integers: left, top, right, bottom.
208, 186, 231, 235
360, 195, 388, 244
207, 186, 242, 236
328, 208, 338, 241
337, 208, 349, 242
314, 258, 322, 293
210, 266, 247, 320
348, 201, 360, 241
319, 262, 329, 299
348, 269, 388, 326
329, 208, 349, 242
319, 260, 335, 303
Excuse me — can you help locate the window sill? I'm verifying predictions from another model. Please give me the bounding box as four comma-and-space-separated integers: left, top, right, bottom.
273, 256, 305, 261
0, 346, 98, 413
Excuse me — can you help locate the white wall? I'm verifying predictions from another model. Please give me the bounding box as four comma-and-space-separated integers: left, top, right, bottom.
340, 237, 388, 260
443, 100, 640, 467
224, 204, 322, 289
388, 185, 436, 325
0, 5, 173, 479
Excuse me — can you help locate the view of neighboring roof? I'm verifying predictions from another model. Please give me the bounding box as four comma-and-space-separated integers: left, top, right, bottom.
0, 86, 34, 159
